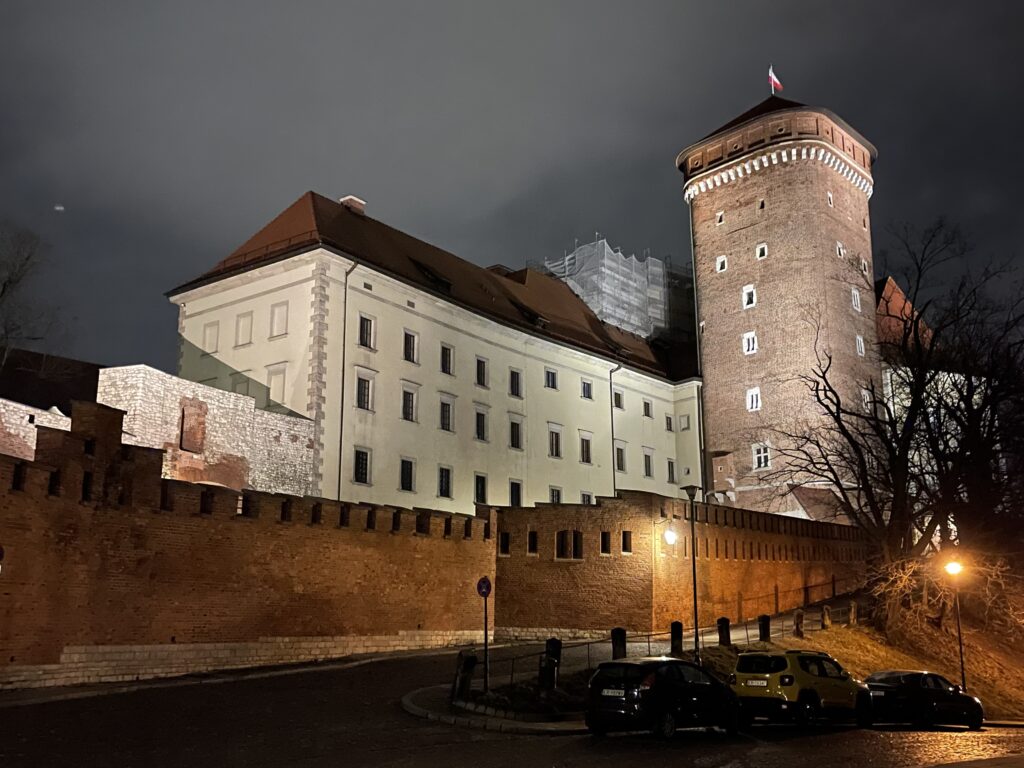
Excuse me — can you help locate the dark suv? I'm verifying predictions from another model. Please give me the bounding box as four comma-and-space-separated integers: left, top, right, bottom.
586, 657, 739, 738
865, 670, 984, 729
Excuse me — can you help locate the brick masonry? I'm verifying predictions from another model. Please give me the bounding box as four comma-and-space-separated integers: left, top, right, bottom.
0, 398, 71, 460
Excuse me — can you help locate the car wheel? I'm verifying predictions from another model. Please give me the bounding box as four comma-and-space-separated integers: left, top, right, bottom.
722, 705, 741, 736
795, 693, 821, 725
653, 711, 677, 739
856, 693, 873, 728
967, 708, 983, 731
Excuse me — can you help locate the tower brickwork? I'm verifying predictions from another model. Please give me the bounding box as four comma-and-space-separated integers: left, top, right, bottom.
677, 97, 881, 512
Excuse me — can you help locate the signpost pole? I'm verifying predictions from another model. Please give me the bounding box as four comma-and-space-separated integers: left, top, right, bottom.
483, 592, 489, 694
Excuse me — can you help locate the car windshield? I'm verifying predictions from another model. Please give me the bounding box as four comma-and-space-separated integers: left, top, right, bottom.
736, 655, 787, 674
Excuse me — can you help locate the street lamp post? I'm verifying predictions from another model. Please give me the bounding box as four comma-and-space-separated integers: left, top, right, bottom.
681, 485, 701, 665
944, 560, 967, 692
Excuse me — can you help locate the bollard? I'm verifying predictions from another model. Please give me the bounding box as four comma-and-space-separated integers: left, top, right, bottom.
670, 621, 683, 656
538, 655, 559, 692
793, 609, 805, 638
450, 650, 478, 702
717, 617, 731, 646
821, 605, 832, 630
611, 627, 627, 660
848, 601, 858, 626
545, 637, 563, 666
757, 614, 771, 642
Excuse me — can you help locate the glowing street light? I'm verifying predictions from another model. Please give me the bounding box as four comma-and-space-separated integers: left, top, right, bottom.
944, 559, 967, 692
663, 528, 678, 546
944, 561, 963, 576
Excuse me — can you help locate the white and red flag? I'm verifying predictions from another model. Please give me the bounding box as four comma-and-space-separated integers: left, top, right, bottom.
769, 66, 784, 94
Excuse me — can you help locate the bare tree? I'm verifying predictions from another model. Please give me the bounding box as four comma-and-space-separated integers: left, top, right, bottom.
0, 220, 51, 364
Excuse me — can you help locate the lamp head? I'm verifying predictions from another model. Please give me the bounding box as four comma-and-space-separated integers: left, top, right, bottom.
944, 561, 963, 576
663, 528, 678, 546
680, 485, 700, 501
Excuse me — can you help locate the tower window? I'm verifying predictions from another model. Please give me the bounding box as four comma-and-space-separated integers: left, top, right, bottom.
742, 285, 757, 309
743, 331, 758, 355
752, 443, 771, 470
716, 255, 728, 272
861, 258, 869, 276
861, 388, 873, 413
755, 243, 768, 260
758, 199, 765, 210
851, 288, 862, 312
827, 191, 834, 208
856, 335, 865, 357
836, 241, 846, 258
747, 387, 762, 412
716, 211, 724, 225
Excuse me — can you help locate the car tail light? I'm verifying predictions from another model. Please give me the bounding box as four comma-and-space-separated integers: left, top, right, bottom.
639, 673, 657, 692
779, 675, 794, 687
727, 673, 736, 685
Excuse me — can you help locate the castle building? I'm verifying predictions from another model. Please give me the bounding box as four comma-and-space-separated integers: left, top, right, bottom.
676, 96, 881, 513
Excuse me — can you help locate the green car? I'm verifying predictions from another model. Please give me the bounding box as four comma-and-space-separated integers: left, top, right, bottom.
730, 650, 872, 726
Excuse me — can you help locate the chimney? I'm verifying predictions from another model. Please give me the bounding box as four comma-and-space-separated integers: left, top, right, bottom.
339, 195, 366, 215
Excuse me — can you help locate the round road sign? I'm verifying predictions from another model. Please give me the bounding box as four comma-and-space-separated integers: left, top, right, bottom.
476, 576, 492, 598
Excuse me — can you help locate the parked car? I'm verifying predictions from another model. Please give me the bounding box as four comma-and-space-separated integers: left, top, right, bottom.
865, 670, 983, 729
585, 657, 740, 738
730, 650, 872, 726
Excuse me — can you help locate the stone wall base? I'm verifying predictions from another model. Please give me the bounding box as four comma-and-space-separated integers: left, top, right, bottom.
494, 627, 614, 642
0, 630, 484, 690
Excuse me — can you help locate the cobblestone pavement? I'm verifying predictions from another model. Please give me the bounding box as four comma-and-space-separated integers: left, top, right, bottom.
3, 647, 1023, 768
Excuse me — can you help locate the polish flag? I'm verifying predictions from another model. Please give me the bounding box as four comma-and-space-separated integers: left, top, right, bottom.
769, 66, 784, 93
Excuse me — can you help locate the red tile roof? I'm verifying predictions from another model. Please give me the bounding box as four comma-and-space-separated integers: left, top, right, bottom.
170, 192, 689, 379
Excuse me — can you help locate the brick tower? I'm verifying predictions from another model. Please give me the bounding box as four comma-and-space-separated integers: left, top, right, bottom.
676, 96, 880, 513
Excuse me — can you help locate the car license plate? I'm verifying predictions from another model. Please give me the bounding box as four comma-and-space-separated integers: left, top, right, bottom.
745, 680, 768, 687
871, 691, 885, 697
601, 688, 625, 697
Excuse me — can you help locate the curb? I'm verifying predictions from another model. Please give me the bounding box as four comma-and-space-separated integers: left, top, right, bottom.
984, 721, 1024, 729
401, 685, 588, 735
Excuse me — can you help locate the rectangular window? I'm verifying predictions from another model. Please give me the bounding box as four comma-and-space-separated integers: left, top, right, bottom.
667, 459, 676, 484
400, 458, 415, 492
743, 284, 757, 309
527, 528, 537, 554
716, 211, 724, 225
356, 376, 372, 410
358, 315, 373, 348
548, 426, 562, 458
440, 344, 453, 374
549, 487, 562, 504
267, 365, 286, 404
202, 321, 219, 354
544, 368, 558, 389
403, 331, 418, 363
475, 410, 487, 441
743, 331, 758, 355
582, 492, 593, 505
581, 379, 593, 400
235, 312, 253, 347
621, 530, 633, 554
401, 389, 416, 421
861, 258, 869, 276
755, 242, 768, 260
615, 442, 626, 472
509, 418, 523, 449
270, 302, 288, 338
753, 444, 771, 470
354, 448, 371, 484
643, 449, 654, 478
510, 479, 523, 507
600, 531, 611, 554
716, 255, 728, 272
861, 388, 873, 413
852, 288, 862, 312
642, 399, 653, 418
613, 390, 624, 409
439, 400, 453, 432
678, 414, 691, 431
856, 335, 865, 357
579, 435, 592, 464
231, 372, 251, 396
827, 191, 834, 207
747, 387, 761, 412
665, 415, 673, 432
474, 473, 487, 504
836, 241, 846, 258
475, 357, 488, 387
438, 466, 452, 498
509, 368, 522, 397
498, 531, 510, 556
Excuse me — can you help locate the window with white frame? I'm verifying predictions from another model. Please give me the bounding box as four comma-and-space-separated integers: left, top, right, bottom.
755, 242, 768, 260
235, 312, 253, 347
613, 389, 624, 409
827, 191, 834, 208
861, 387, 873, 413
266, 363, 286, 404
851, 287, 862, 312
861, 258, 869, 276
678, 414, 691, 431
716, 255, 728, 272
856, 335, 865, 357
355, 375, 373, 411
743, 331, 758, 355
667, 459, 677, 484
401, 387, 416, 421
440, 344, 453, 375
475, 357, 488, 388
270, 302, 289, 338
836, 241, 846, 258
509, 479, 522, 507
437, 466, 453, 498
752, 443, 771, 470
544, 368, 558, 389
403, 330, 418, 363
549, 486, 562, 504
548, 423, 562, 458
581, 379, 593, 400
742, 284, 757, 309
474, 409, 488, 441
357, 315, 374, 348
665, 415, 673, 432
353, 447, 371, 484
614, 440, 627, 472
746, 387, 761, 412
509, 368, 522, 397
439, 396, 455, 432
643, 448, 654, 478
579, 430, 593, 464
509, 415, 523, 450
230, 372, 251, 396
716, 211, 724, 225
474, 473, 488, 504
202, 321, 219, 354
399, 458, 415, 492
642, 399, 653, 418
581, 492, 593, 505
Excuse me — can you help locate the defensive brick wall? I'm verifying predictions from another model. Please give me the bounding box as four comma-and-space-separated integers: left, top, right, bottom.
493, 491, 865, 640
0, 401, 494, 689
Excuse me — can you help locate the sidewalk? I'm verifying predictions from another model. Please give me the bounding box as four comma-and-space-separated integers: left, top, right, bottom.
401, 684, 587, 735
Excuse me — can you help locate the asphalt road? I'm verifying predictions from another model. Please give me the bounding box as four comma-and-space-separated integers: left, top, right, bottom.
3, 648, 1023, 768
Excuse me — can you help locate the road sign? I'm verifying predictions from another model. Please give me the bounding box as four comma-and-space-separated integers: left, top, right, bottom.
476, 576, 492, 598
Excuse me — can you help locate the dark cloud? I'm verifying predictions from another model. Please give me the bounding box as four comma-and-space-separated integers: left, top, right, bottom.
1, 1, 1020, 370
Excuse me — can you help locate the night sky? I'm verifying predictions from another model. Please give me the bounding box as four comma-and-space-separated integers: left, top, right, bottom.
2, 1, 1020, 371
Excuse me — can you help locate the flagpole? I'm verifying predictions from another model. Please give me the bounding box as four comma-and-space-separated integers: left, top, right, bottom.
770, 64, 775, 96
